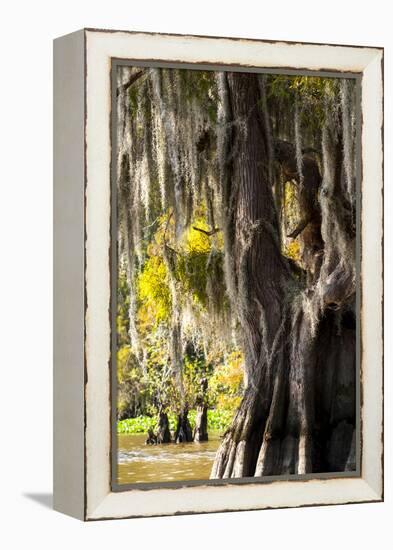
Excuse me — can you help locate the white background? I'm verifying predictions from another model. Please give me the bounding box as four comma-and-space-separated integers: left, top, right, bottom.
0, 1, 391, 548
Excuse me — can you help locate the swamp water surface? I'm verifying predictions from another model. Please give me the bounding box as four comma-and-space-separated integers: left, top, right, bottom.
117, 433, 221, 484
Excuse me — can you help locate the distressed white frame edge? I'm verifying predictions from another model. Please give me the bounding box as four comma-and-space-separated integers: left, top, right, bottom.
82, 30, 383, 520
53, 29, 86, 521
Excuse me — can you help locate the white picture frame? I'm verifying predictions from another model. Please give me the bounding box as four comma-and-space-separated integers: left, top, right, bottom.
53, 28, 383, 521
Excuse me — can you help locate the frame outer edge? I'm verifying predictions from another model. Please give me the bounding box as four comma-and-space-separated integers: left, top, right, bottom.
360, 50, 384, 500
53, 29, 86, 521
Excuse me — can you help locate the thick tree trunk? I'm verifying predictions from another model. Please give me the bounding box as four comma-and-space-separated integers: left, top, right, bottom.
211, 72, 356, 479
212, 72, 288, 477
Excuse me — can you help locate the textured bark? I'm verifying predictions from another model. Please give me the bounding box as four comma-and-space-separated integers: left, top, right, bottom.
211, 73, 356, 479
194, 405, 208, 442
145, 428, 157, 445
156, 411, 171, 444
193, 377, 209, 442
174, 408, 193, 443
212, 72, 288, 478
274, 139, 324, 280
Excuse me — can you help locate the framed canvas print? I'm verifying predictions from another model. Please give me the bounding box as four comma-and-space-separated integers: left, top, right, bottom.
53, 29, 383, 520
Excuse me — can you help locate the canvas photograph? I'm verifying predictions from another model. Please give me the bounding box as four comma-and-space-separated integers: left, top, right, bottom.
113, 64, 359, 486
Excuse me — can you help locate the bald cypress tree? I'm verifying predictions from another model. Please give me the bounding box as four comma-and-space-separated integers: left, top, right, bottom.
117, 67, 357, 474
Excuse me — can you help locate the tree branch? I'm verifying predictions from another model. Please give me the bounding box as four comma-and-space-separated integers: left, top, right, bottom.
287, 217, 311, 239
164, 243, 180, 256
117, 69, 144, 96
192, 226, 221, 237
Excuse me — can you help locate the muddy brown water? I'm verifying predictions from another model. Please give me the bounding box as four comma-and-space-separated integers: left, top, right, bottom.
117, 432, 221, 484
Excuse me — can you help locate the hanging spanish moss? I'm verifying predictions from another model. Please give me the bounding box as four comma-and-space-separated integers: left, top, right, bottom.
117, 68, 141, 359
215, 72, 237, 316
294, 101, 304, 184
340, 79, 357, 205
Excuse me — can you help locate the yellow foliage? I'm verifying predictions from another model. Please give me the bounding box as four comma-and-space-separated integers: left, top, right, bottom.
137, 255, 171, 327
209, 349, 244, 412
282, 181, 301, 263
136, 208, 225, 333
185, 219, 211, 253
183, 215, 223, 254
283, 181, 300, 224
284, 239, 301, 262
